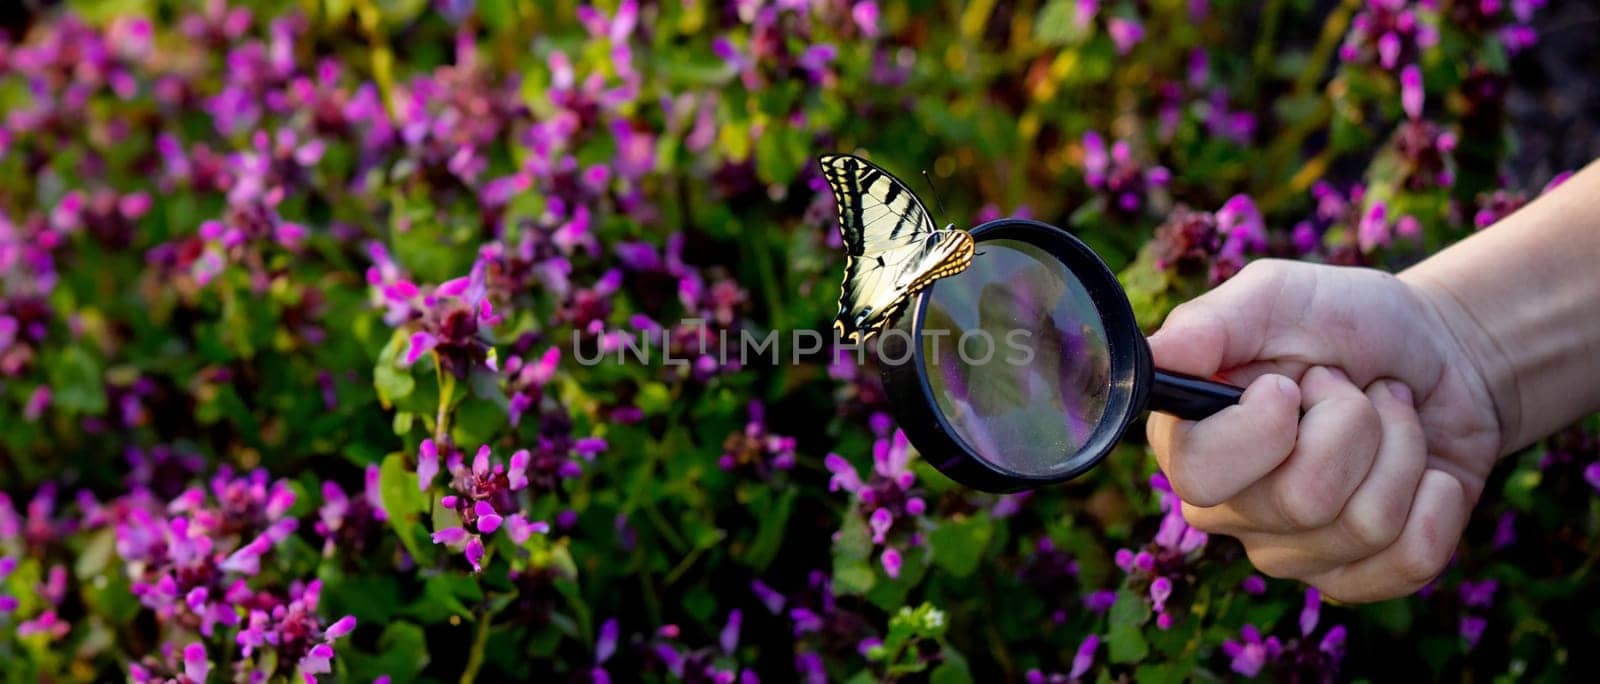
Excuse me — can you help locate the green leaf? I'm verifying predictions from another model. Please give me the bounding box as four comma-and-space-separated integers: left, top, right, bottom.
1035, 0, 1090, 46
755, 124, 808, 186
451, 397, 508, 447
350, 621, 430, 683
379, 452, 429, 562
48, 346, 106, 414
1106, 590, 1151, 663
929, 513, 993, 578
866, 551, 927, 611
742, 489, 796, 571
407, 574, 483, 624
1134, 663, 1189, 684
931, 648, 974, 684
635, 381, 672, 416
554, 578, 594, 649
834, 560, 877, 596
374, 328, 417, 408
833, 509, 873, 563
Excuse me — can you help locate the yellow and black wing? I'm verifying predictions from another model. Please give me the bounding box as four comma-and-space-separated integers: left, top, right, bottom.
818, 154, 975, 343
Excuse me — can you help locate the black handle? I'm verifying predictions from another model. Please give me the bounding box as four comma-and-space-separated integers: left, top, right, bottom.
1148, 369, 1244, 420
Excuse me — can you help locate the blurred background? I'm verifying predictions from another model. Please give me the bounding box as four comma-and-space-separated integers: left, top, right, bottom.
2, 1, 1598, 682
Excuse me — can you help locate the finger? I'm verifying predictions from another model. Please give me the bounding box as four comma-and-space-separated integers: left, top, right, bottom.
1304, 469, 1469, 603
1182, 366, 1381, 534
1147, 260, 1308, 378
1219, 360, 1311, 390
1147, 373, 1300, 507
1199, 379, 1428, 578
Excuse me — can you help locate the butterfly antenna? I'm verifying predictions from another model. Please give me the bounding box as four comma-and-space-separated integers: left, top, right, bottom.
925, 169, 984, 255
921, 170, 951, 223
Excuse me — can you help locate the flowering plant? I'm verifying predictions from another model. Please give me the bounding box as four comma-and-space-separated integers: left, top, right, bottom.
1, 0, 1595, 681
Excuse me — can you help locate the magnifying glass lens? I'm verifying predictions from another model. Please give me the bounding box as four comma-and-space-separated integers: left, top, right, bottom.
921, 238, 1114, 477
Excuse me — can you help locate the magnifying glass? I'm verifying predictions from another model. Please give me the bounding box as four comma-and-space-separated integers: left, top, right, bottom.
877, 218, 1244, 493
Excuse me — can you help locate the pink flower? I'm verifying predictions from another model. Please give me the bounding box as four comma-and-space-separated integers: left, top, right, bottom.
880, 547, 902, 578
23, 386, 51, 422
852, 1, 880, 37
464, 536, 485, 571
1358, 201, 1390, 252
1400, 64, 1424, 119
418, 439, 440, 491
1070, 634, 1099, 680
404, 331, 439, 365
1107, 17, 1144, 55
183, 643, 210, 683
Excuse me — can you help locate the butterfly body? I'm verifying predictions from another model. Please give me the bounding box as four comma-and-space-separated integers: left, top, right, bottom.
819, 154, 975, 343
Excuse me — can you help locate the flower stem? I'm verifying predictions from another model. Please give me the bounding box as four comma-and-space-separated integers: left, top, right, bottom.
458, 604, 493, 684
434, 353, 455, 444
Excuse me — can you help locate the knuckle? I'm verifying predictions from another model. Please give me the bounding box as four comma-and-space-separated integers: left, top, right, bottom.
1177, 503, 1217, 532
1165, 472, 1214, 508
1395, 536, 1451, 584
1163, 298, 1208, 330
1244, 546, 1302, 580
1350, 397, 1382, 434
1340, 505, 1405, 551
1276, 480, 1342, 530
1237, 259, 1285, 281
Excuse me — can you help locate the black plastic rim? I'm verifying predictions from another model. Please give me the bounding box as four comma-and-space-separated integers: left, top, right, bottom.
878, 218, 1153, 493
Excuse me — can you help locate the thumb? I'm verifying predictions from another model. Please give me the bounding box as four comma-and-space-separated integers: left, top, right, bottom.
1148, 261, 1303, 378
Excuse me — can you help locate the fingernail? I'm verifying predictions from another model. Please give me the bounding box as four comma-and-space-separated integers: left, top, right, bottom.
1324, 366, 1350, 383
1274, 375, 1296, 395
1388, 380, 1412, 405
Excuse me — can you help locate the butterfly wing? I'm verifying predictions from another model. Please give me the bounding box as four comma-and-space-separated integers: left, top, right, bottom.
819, 154, 976, 342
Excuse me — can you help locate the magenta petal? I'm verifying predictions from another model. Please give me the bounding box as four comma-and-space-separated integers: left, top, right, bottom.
418, 439, 439, 490
473, 445, 491, 476
465, 536, 486, 571
325, 615, 357, 639
404, 331, 438, 365
1070, 635, 1099, 680
508, 449, 530, 490
1583, 462, 1600, 493
183, 643, 210, 683
431, 527, 469, 546
1400, 64, 1424, 120
880, 547, 903, 577
478, 513, 503, 534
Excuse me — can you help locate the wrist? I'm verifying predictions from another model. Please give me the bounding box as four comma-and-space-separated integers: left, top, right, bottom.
1398, 270, 1521, 456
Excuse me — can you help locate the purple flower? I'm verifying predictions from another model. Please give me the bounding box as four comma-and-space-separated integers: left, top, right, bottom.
1300, 587, 1322, 636
1358, 201, 1390, 252
1070, 634, 1099, 680
1400, 64, 1424, 119
853, 1, 881, 37
1460, 615, 1488, 649
183, 643, 210, 683
1222, 625, 1276, 677
1492, 512, 1517, 549
23, 385, 51, 421
1107, 18, 1144, 55
418, 439, 441, 491
1084, 590, 1117, 613
1459, 579, 1498, 608
880, 547, 903, 578
427, 443, 550, 571
0, 557, 17, 612
721, 401, 799, 478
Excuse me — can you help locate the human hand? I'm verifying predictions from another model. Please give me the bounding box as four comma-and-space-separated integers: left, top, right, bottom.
1145, 259, 1504, 602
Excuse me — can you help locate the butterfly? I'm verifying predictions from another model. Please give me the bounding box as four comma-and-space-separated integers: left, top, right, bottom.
818, 153, 975, 343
